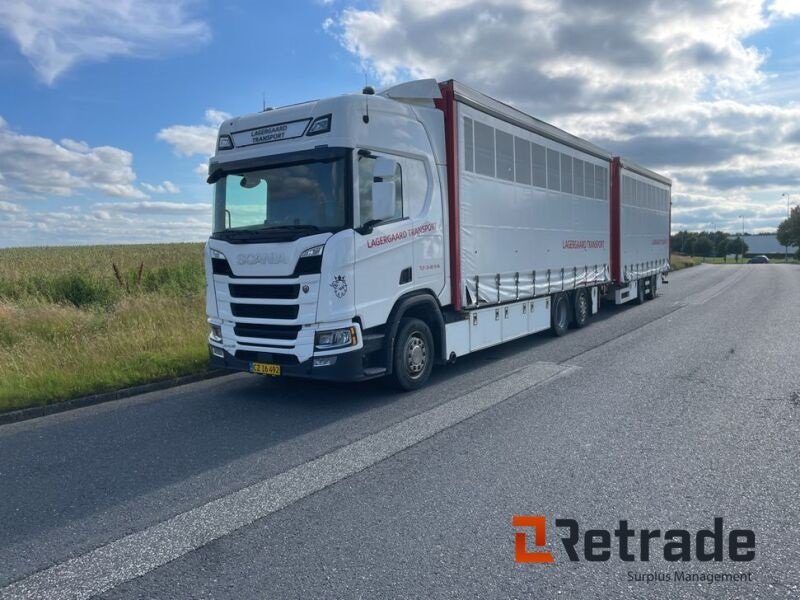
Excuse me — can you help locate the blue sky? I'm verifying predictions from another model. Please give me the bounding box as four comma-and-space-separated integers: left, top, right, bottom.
0, 0, 799, 247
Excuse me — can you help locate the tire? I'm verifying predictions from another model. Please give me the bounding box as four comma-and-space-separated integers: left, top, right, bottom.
645, 275, 657, 300
635, 278, 646, 304
572, 289, 590, 328
551, 293, 570, 336
390, 318, 434, 391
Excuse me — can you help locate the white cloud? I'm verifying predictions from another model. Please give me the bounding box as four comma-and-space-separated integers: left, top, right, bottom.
0, 0, 210, 84
0, 202, 210, 247
332, 0, 800, 233
0, 200, 22, 213
768, 0, 800, 18
0, 116, 146, 199
141, 180, 180, 194
157, 109, 230, 157
92, 200, 210, 214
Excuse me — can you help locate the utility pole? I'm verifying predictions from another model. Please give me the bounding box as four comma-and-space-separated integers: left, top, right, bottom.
782, 193, 790, 262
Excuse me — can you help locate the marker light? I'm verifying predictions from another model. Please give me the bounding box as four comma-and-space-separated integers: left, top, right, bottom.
306, 115, 332, 136
217, 135, 233, 150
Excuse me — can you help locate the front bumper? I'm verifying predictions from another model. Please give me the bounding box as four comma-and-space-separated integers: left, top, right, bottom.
209, 346, 377, 382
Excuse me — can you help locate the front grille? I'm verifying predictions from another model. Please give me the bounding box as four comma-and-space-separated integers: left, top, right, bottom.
229, 284, 299, 299
235, 351, 301, 365
230, 303, 299, 320
234, 323, 301, 340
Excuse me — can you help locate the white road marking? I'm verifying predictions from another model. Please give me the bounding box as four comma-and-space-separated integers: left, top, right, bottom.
0, 361, 573, 600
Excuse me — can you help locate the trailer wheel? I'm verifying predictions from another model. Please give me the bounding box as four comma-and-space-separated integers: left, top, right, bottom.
390, 318, 434, 391
636, 279, 646, 305
573, 289, 590, 328
645, 275, 657, 300
551, 294, 570, 336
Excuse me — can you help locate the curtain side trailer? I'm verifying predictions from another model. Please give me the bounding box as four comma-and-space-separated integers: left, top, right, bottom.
205, 79, 671, 389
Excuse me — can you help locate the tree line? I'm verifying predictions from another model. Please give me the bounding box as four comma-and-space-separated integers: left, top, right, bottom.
671, 207, 800, 259
670, 231, 748, 259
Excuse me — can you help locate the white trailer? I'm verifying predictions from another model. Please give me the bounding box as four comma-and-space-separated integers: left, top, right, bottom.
204, 79, 671, 389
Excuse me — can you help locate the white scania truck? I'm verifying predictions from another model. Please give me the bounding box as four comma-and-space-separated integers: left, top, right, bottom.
205, 79, 671, 389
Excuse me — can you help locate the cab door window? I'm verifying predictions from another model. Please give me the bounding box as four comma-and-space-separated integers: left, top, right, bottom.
358, 155, 403, 226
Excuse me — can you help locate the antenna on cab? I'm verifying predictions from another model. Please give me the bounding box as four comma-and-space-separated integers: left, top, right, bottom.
362, 69, 374, 124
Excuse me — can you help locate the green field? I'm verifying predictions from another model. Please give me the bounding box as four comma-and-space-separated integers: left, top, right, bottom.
0, 243, 209, 412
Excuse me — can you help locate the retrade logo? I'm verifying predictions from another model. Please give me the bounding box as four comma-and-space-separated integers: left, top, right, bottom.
512, 515, 554, 563
513, 517, 755, 563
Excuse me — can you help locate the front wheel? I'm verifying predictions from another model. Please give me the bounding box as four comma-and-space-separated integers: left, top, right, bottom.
551, 293, 570, 336
390, 318, 434, 391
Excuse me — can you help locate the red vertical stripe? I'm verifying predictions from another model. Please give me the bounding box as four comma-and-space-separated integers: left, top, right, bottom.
435, 81, 462, 311
610, 157, 622, 283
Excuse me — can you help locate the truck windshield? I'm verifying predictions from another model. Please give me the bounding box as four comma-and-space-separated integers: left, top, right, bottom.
211, 148, 350, 242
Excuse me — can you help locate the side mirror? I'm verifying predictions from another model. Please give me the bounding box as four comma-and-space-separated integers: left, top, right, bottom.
373, 157, 398, 180
371, 181, 396, 221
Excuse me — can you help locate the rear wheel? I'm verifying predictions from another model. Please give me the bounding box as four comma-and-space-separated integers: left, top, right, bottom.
636, 278, 646, 304
573, 289, 590, 328
390, 318, 434, 391
645, 275, 657, 300
551, 294, 570, 336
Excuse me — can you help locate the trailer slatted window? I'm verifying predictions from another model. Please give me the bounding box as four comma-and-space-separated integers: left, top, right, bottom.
585, 163, 595, 199
514, 137, 531, 185
532, 143, 547, 188
595, 166, 606, 200
463, 117, 474, 172
546, 148, 560, 191
474, 121, 495, 177
573, 159, 584, 197
558, 154, 571, 194
496, 130, 514, 182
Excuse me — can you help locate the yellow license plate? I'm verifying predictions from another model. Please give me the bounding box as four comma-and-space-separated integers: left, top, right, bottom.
251, 362, 281, 376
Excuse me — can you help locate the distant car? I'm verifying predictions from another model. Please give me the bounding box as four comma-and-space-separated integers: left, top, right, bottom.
748, 255, 769, 264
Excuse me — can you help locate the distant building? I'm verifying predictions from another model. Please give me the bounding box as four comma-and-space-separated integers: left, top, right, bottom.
736, 234, 798, 257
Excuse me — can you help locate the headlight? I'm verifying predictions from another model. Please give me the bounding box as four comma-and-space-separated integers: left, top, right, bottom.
300, 245, 324, 258
315, 326, 357, 350
210, 248, 226, 260
209, 324, 223, 343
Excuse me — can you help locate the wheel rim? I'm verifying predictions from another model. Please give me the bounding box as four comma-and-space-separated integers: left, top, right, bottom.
405, 333, 427, 379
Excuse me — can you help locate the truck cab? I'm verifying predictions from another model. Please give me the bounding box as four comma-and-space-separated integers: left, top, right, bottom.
205, 81, 448, 388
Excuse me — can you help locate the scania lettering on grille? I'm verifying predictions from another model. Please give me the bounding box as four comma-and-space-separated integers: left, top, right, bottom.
237, 253, 288, 265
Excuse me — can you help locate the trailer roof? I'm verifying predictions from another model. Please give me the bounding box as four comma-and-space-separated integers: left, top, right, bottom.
616, 157, 672, 187
446, 79, 613, 162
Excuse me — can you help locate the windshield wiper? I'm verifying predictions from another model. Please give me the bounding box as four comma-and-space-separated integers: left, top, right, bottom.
261, 224, 321, 231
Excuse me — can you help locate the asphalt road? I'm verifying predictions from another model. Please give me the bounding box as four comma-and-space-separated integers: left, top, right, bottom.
1, 264, 798, 599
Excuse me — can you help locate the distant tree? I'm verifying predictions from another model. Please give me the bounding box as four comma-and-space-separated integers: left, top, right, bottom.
692, 235, 713, 257
670, 231, 692, 254
726, 237, 748, 261
777, 206, 800, 258
710, 232, 730, 258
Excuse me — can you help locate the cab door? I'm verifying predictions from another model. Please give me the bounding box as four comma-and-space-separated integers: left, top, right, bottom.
353, 152, 413, 329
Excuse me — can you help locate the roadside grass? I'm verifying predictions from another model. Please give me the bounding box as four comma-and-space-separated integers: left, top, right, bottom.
669, 254, 701, 271
672, 255, 800, 266
0, 244, 208, 412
